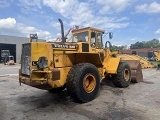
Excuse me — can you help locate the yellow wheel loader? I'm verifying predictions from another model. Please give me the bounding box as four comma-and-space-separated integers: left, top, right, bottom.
153, 51, 160, 69
19, 19, 143, 103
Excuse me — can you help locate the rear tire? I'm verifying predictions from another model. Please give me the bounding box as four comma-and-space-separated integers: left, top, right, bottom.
66, 63, 100, 103
112, 62, 131, 88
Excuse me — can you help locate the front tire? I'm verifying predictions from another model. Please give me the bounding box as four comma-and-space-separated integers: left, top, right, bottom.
66, 63, 100, 103
112, 62, 131, 88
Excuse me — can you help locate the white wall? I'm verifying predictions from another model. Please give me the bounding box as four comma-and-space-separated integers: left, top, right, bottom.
0, 35, 45, 63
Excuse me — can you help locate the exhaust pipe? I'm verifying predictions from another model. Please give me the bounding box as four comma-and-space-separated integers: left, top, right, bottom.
58, 18, 65, 42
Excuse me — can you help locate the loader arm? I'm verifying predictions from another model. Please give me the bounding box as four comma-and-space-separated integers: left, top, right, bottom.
103, 49, 120, 74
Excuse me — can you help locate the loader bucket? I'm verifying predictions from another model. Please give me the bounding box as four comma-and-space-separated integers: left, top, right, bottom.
123, 60, 143, 83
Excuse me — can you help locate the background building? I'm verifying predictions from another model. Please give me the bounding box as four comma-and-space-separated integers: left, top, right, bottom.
0, 35, 45, 63
119, 48, 160, 60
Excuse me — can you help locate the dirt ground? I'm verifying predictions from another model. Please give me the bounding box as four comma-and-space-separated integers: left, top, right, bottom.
0, 64, 160, 120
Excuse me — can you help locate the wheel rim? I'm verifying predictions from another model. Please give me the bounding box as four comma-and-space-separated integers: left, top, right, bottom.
124, 69, 130, 81
83, 74, 96, 93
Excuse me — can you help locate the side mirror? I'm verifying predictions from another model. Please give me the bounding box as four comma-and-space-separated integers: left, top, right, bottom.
109, 32, 113, 39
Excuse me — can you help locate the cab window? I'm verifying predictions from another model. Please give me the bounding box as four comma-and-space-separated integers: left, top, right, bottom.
91, 32, 96, 48
73, 31, 88, 42
97, 33, 103, 48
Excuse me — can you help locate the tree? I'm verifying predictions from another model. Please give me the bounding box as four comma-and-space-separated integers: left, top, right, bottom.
112, 45, 127, 51
130, 42, 144, 49
130, 39, 160, 49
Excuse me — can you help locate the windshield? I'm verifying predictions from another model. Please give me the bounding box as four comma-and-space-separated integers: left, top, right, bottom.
73, 31, 88, 42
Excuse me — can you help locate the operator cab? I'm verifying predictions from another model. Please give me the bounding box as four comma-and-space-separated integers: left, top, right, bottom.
57, 19, 113, 53
72, 27, 104, 49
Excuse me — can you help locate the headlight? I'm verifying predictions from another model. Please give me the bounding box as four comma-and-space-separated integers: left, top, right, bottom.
37, 57, 48, 69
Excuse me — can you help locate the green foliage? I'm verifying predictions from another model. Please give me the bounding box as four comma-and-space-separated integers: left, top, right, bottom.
111, 45, 127, 51
130, 39, 160, 49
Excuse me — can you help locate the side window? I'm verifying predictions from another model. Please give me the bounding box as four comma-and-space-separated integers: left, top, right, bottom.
97, 33, 103, 48
91, 32, 96, 48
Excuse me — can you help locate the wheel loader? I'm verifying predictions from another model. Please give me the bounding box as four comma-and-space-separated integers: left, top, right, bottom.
19, 19, 143, 103
153, 51, 160, 69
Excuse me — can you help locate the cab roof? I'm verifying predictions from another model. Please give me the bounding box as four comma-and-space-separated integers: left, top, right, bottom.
72, 27, 105, 34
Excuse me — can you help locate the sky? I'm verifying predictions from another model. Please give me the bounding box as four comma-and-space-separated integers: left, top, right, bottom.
0, 0, 160, 46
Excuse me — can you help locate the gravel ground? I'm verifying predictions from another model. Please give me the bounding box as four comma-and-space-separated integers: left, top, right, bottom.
0, 64, 160, 120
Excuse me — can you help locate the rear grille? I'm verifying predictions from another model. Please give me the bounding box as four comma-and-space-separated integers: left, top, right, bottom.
21, 43, 31, 76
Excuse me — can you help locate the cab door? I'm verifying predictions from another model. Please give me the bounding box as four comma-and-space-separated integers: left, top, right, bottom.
96, 32, 105, 62
90, 31, 105, 62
